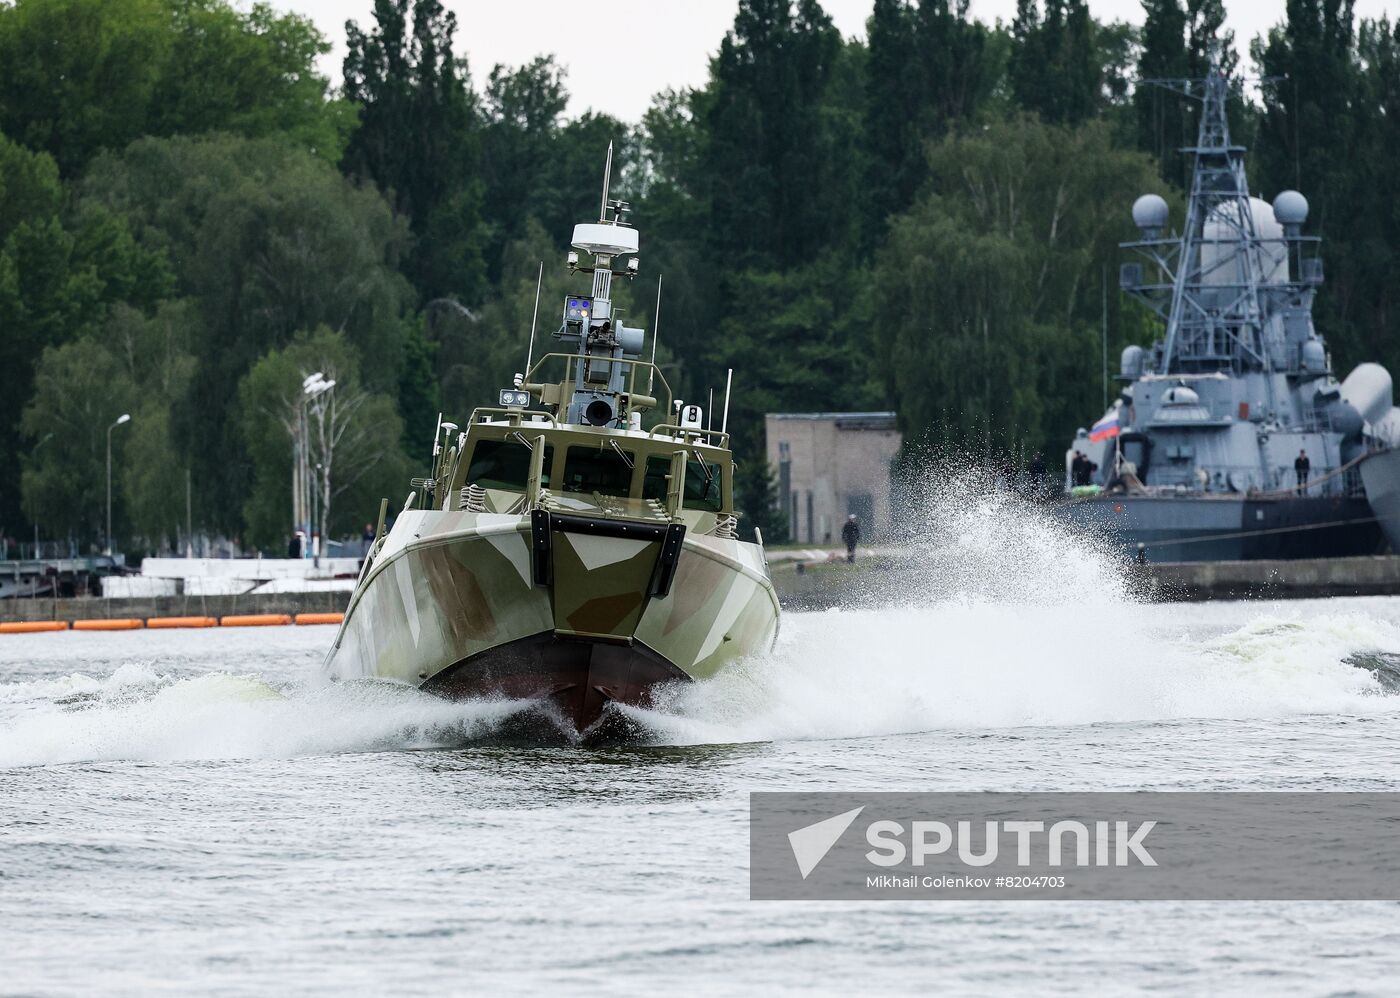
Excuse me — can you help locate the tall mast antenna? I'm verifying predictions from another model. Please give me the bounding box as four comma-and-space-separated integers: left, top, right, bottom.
524, 261, 543, 378
1101, 265, 1108, 410
599, 141, 613, 221
648, 274, 662, 395
721, 368, 733, 435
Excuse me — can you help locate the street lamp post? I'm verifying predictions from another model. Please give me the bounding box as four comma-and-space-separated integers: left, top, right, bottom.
301, 376, 334, 560
312, 462, 324, 568
32, 432, 53, 560
106, 413, 131, 557
294, 373, 334, 558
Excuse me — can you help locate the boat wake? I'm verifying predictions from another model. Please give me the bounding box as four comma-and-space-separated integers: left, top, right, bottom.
1, 483, 1397, 767
1, 609, 1395, 768
634, 479, 1400, 742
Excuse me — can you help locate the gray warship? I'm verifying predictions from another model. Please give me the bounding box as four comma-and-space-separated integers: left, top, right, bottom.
1055, 55, 1399, 562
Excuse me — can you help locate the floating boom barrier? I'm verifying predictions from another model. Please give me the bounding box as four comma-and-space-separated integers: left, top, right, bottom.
0, 620, 70, 634
0, 613, 343, 634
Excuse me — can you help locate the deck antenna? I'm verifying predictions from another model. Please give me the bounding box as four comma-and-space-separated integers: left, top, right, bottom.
599, 141, 613, 221
720, 368, 733, 435
707, 387, 714, 430
524, 261, 543, 378
648, 273, 662, 395
1101, 264, 1108, 410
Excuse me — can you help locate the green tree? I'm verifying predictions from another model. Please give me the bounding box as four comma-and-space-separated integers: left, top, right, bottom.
0, 0, 349, 176
865, 0, 925, 229
870, 117, 1163, 459
342, 0, 485, 302
1254, 0, 1375, 368
1135, 0, 1190, 182
1010, 0, 1100, 125
18, 301, 197, 551
864, 0, 997, 229
238, 327, 408, 550
19, 339, 139, 545
108, 301, 199, 549
475, 57, 633, 287
734, 459, 789, 543
429, 219, 610, 425
710, 256, 880, 460
81, 133, 414, 531
1134, 0, 1236, 186
0, 132, 170, 534
700, 0, 849, 267
479, 56, 570, 281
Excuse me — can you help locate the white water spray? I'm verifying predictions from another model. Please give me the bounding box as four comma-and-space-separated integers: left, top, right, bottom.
1, 473, 1397, 766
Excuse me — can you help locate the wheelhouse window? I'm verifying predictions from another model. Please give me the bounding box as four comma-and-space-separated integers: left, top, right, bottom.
562, 446, 635, 496
467, 439, 553, 490
642, 454, 725, 512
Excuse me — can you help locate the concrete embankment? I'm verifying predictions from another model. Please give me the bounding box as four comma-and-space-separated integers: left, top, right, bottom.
4, 553, 1397, 623
1140, 555, 1400, 601
769, 550, 1400, 608
0, 590, 350, 625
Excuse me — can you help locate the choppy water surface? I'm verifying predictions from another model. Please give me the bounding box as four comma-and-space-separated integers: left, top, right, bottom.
6, 497, 1400, 993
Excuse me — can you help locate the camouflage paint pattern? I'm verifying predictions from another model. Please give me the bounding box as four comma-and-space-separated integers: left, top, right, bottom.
323, 507, 779, 691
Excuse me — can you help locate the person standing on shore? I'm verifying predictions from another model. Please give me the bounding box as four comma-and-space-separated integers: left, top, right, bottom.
841, 514, 860, 564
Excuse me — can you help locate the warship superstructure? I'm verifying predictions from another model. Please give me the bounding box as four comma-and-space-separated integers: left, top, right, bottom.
1056, 55, 1397, 562
323, 149, 780, 735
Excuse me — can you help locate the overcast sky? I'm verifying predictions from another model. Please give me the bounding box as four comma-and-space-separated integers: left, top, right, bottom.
278, 0, 1399, 122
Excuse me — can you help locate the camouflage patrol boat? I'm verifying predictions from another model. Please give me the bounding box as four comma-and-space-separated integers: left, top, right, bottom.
323, 149, 780, 735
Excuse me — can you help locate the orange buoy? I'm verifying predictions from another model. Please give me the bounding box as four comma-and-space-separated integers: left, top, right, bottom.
220, 614, 293, 627
72, 619, 144, 631
146, 616, 219, 629
294, 612, 344, 626
0, 620, 70, 633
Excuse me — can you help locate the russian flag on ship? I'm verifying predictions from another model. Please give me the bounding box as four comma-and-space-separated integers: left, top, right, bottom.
1089, 408, 1121, 443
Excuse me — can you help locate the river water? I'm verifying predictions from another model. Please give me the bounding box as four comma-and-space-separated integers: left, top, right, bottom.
6, 500, 1400, 994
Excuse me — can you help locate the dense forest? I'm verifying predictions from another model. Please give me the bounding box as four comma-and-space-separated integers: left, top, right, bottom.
2, 0, 1399, 553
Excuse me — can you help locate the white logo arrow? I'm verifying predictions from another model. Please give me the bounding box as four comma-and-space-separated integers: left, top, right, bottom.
788, 806, 865, 879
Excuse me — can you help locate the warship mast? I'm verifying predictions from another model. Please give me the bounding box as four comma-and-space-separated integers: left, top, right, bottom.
1119, 51, 1323, 392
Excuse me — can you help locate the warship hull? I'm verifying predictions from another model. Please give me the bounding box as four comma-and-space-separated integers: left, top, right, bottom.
1055, 494, 1382, 563
324, 508, 780, 734
1360, 449, 1400, 553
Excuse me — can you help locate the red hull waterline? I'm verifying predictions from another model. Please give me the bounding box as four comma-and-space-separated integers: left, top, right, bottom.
420, 631, 690, 736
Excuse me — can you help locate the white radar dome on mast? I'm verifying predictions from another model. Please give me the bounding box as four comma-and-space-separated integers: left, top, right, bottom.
570, 141, 640, 257
1132, 193, 1169, 235
1272, 189, 1309, 227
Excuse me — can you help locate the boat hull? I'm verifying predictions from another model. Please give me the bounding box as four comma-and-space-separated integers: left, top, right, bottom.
1052, 493, 1382, 562
324, 509, 779, 733
422, 632, 689, 732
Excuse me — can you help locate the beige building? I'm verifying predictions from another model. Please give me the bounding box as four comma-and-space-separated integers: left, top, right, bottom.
765, 412, 902, 544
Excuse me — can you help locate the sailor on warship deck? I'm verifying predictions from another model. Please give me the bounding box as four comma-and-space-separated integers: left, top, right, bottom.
1295, 451, 1311, 493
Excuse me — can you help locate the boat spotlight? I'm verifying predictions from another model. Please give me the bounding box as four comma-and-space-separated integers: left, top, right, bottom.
585, 399, 614, 426
567, 250, 578, 269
